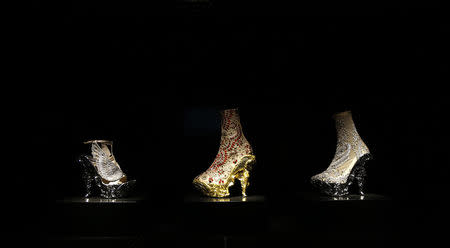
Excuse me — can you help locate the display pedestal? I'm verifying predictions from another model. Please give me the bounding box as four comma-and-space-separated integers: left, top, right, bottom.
183, 194, 268, 233
44, 192, 395, 248
263, 192, 394, 247
44, 196, 147, 248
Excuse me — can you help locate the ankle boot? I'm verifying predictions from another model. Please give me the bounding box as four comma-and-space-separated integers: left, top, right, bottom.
193, 108, 256, 197
311, 111, 372, 196
77, 140, 136, 198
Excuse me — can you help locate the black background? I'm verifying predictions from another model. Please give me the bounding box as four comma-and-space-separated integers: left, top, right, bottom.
9, 1, 449, 247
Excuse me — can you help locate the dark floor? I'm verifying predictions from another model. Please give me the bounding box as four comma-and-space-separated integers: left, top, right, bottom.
39, 192, 432, 248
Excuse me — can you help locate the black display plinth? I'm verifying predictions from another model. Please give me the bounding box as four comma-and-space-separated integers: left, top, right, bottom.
44, 196, 148, 248
266, 192, 394, 246
43, 192, 397, 248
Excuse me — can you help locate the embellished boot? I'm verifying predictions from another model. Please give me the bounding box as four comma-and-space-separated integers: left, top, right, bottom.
193, 108, 256, 197
77, 140, 136, 198
311, 111, 372, 196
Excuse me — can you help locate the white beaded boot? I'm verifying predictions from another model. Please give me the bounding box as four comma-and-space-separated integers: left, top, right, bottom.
311, 111, 372, 196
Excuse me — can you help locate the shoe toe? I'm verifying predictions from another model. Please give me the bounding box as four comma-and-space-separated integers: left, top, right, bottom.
311, 173, 322, 181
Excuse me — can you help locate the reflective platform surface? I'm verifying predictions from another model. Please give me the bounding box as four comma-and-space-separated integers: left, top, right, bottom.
44, 192, 400, 248
297, 192, 390, 201
57, 196, 145, 204
184, 194, 265, 203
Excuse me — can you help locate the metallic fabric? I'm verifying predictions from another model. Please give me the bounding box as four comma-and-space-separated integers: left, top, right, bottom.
193, 108, 255, 197
311, 111, 372, 196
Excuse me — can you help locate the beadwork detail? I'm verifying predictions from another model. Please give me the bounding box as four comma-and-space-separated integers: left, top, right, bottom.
311, 111, 372, 196
193, 108, 255, 197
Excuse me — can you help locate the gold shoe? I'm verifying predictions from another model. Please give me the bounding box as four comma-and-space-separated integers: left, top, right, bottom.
193, 108, 255, 197
311, 111, 372, 196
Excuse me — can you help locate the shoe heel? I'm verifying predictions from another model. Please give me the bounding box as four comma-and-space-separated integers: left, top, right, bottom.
77, 155, 97, 197
236, 168, 250, 197
235, 156, 255, 197
354, 154, 372, 195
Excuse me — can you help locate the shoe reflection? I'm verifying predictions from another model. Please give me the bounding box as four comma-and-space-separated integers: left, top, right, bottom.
333, 196, 349, 201
199, 196, 250, 202
332, 195, 366, 201
84, 198, 118, 203
208, 198, 231, 202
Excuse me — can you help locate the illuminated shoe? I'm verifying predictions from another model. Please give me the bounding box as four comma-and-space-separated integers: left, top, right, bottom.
311, 111, 372, 196
77, 140, 136, 198
193, 108, 255, 197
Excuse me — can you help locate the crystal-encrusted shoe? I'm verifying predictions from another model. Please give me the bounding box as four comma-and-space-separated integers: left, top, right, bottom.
77, 140, 136, 198
311, 111, 372, 196
193, 108, 256, 197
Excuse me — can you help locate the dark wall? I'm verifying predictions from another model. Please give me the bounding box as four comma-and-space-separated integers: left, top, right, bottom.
13, 1, 448, 239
